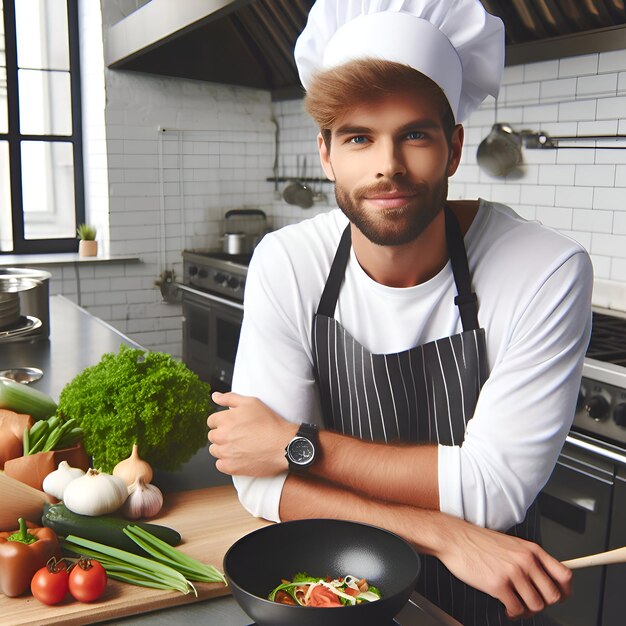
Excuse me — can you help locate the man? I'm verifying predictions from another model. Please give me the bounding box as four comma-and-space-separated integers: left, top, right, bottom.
207, 1, 592, 623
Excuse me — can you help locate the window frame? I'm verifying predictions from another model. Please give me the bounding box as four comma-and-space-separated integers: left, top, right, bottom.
1, 0, 85, 255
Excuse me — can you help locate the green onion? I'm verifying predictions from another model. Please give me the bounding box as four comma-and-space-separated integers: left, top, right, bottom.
123, 525, 226, 585
26, 415, 82, 455
26, 419, 49, 452
0, 377, 57, 420
23, 426, 30, 455
62, 535, 196, 595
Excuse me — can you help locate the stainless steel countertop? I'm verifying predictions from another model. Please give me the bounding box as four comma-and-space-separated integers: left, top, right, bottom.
102, 591, 460, 625
1, 294, 143, 401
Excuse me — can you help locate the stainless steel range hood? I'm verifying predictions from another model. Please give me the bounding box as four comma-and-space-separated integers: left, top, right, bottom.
106, 0, 314, 99
106, 0, 626, 100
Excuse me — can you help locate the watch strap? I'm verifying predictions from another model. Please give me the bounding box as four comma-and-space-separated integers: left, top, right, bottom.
297, 422, 319, 440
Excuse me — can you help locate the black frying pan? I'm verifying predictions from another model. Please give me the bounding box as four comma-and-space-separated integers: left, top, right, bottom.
223, 518, 420, 626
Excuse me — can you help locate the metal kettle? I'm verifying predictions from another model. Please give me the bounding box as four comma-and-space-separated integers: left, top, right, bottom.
221, 209, 268, 255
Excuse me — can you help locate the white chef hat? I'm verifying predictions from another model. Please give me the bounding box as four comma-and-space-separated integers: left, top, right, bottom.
294, 0, 505, 122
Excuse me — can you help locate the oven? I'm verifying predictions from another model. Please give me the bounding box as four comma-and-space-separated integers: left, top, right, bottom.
539, 309, 626, 626
179, 250, 249, 393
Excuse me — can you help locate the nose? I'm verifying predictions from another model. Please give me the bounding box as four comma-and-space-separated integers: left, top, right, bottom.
375, 138, 407, 179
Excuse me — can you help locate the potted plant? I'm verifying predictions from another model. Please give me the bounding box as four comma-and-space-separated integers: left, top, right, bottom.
77, 223, 97, 257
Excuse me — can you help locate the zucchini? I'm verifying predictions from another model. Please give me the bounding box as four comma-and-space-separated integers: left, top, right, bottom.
42, 502, 182, 555
0, 377, 57, 420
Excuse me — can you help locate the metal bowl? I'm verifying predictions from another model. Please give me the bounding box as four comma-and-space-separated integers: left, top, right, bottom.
224, 519, 420, 626
0, 367, 44, 384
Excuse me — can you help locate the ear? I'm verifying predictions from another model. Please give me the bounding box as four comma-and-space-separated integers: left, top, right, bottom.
447, 124, 464, 177
318, 132, 335, 182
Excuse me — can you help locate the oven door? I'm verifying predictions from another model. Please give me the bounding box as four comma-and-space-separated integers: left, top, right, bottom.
602, 465, 626, 625
539, 440, 614, 626
180, 285, 243, 393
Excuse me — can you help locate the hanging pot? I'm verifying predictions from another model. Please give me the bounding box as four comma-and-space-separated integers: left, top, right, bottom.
283, 155, 314, 209
476, 123, 523, 177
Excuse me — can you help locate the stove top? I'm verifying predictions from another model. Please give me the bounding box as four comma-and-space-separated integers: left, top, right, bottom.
586, 310, 626, 366
181, 249, 250, 302
183, 250, 252, 267
186, 250, 253, 267
576, 309, 626, 447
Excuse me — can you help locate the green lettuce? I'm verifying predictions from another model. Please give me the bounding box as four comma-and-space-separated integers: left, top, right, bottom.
57, 345, 212, 472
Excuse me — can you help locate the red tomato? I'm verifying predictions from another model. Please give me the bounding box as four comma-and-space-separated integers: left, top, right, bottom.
31, 560, 69, 605
307, 585, 342, 607
68, 559, 107, 602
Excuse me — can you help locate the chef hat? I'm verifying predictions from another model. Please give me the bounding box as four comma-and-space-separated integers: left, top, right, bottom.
294, 0, 505, 122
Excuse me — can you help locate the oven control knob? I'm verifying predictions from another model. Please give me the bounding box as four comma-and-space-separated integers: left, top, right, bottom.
613, 403, 626, 427
585, 395, 610, 421
188, 266, 198, 276
214, 272, 227, 285
227, 277, 240, 290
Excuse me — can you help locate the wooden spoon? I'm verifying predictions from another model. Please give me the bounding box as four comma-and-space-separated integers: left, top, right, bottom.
562, 546, 626, 570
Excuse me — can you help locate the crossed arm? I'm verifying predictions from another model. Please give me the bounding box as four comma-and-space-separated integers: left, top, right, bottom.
207, 391, 572, 621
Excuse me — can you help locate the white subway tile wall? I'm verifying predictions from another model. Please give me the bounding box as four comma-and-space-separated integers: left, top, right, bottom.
454, 49, 626, 286
50, 8, 626, 357
45, 1, 276, 357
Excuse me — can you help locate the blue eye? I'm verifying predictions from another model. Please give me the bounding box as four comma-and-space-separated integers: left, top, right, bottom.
350, 136, 368, 144
406, 131, 425, 140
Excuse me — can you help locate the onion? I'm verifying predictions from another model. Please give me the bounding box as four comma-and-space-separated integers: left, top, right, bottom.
112, 443, 153, 486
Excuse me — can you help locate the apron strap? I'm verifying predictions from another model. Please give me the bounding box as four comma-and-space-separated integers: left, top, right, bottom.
316, 224, 351, 318
317, 207, 480, 331
444, 204, 480, 332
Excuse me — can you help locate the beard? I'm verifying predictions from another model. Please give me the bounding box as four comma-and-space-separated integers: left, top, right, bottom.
334, 174, 449, 246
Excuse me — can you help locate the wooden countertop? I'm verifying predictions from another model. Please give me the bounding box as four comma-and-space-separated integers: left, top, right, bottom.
0, 485, 270, 625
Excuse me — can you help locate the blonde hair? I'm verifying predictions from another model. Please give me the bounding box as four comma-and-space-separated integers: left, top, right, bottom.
304, 59, 455, 148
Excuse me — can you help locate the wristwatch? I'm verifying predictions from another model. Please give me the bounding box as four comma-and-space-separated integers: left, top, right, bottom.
285, 423, 319, 474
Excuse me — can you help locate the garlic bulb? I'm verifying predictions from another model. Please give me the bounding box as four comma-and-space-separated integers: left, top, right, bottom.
42, 460, 85, 500
63, 468, 128, 516
121, 477, 163, 519
113, 443, 153, 486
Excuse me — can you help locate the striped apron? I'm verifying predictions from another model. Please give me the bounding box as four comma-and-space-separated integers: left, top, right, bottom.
312, 205, 542, 626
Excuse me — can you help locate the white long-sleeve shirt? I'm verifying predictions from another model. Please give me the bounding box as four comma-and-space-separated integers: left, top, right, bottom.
231, 199, 593, 531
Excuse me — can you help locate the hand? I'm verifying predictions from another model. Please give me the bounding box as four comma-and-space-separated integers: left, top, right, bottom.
431, 515, 572, 620
207, 392, 298, 476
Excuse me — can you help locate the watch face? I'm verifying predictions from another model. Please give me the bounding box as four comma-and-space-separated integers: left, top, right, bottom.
287, 437, 314, 465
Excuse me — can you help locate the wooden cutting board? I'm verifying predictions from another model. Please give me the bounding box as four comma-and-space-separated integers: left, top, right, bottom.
0, 485, 270, 625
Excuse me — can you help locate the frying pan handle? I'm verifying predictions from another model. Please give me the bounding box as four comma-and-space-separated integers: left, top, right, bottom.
225, 209, 266, 219
562, 546, 626, 570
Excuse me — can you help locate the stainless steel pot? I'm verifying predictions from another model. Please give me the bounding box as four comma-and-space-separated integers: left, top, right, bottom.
222, 232, 249, 255
0, 268, 51, 339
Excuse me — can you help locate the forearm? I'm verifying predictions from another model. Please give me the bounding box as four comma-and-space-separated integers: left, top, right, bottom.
279, 473, 443, 556
279, 475, 572, 621
311, 429, 439, 510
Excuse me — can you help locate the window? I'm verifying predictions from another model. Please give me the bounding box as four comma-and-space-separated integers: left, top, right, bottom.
0, 0, 84, 254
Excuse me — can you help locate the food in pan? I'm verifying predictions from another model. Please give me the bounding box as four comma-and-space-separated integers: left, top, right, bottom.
268, 573, 382, 607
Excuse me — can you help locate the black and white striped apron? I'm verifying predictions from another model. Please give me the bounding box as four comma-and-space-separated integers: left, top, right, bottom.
312, 205, 542, 626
